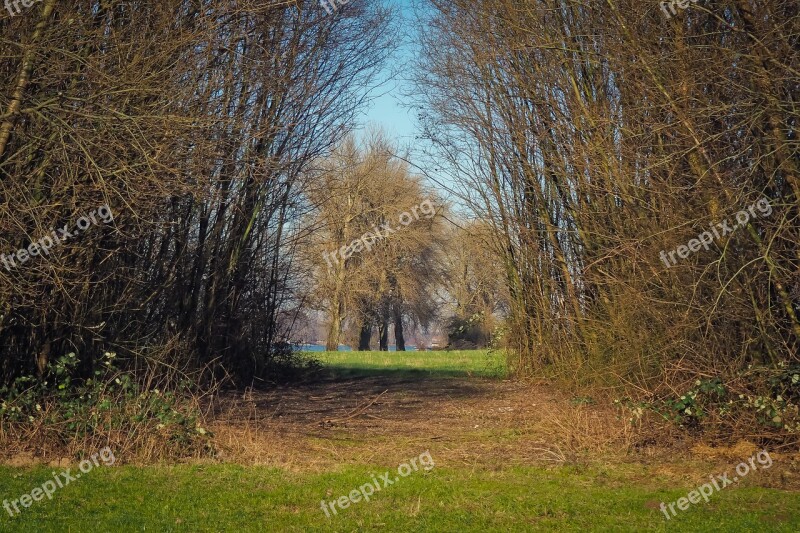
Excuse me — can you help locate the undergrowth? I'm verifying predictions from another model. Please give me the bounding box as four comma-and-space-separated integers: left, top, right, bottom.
615, 362, 800, 443
0, 351, 211, 463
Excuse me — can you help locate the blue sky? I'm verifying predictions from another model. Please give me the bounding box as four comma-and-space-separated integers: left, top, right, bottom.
352, 0, 461, 203
357, 0, 418, 147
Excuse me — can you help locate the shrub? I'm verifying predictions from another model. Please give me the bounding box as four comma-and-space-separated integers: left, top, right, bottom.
0, 351, 211, 461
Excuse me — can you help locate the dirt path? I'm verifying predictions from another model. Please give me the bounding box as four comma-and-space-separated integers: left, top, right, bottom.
209, 374, 631, 472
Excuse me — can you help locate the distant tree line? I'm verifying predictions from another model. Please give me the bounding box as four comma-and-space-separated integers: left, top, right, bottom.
299, 133, 446, 351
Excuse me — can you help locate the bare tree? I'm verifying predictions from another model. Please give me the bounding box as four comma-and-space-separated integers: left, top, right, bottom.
0, 0, 396, 384
414, 0, 798, 388
301, 132, 445, 351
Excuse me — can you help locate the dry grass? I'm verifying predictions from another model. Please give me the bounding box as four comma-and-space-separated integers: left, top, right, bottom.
4, 367, 800, 493
197, 372, 800, 489
204, 374, 634, 471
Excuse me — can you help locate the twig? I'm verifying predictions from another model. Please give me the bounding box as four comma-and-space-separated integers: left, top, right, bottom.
323, 389, 388, 426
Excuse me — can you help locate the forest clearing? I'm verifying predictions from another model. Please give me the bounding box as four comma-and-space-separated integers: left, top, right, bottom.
2, 0, 799, 531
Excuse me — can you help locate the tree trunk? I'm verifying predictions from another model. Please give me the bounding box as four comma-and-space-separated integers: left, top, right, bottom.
379, 320, 389, 351
358, 321, 372, 351
0, 0, 57, 162
326, 260, 347, 351
394, 309, 405, 351
326, 299, 343, 351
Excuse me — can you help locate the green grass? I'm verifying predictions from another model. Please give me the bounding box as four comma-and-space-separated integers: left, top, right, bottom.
1, 463, 798, 532
312, 349, 507, 379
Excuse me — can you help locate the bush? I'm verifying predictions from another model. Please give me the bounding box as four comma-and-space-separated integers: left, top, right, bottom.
446, 313, 492, 349
615, 365, 800, 440
0, 351, 211, 461
256, 343, 323, 385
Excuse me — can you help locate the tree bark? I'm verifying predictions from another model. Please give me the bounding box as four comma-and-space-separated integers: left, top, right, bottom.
358, 321, 372, 351
325, 301, 343, 351
379, 320, 389, 351
0, 0, 57, 162
394, 309, 405, 351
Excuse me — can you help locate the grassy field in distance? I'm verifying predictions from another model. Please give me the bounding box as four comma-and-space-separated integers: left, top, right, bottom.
311, 349, 508, 379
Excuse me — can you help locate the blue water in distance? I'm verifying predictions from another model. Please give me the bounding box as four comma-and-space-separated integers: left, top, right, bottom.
295, 344, 417, 352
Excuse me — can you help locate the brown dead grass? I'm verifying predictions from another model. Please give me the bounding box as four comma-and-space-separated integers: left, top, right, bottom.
5, 372, 800, 491
200, 373, 800, 488
206, 374, 637, 472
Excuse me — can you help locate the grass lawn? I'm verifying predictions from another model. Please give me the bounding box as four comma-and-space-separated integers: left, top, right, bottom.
312, 349, 508, 379
1, 463, 798, 532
